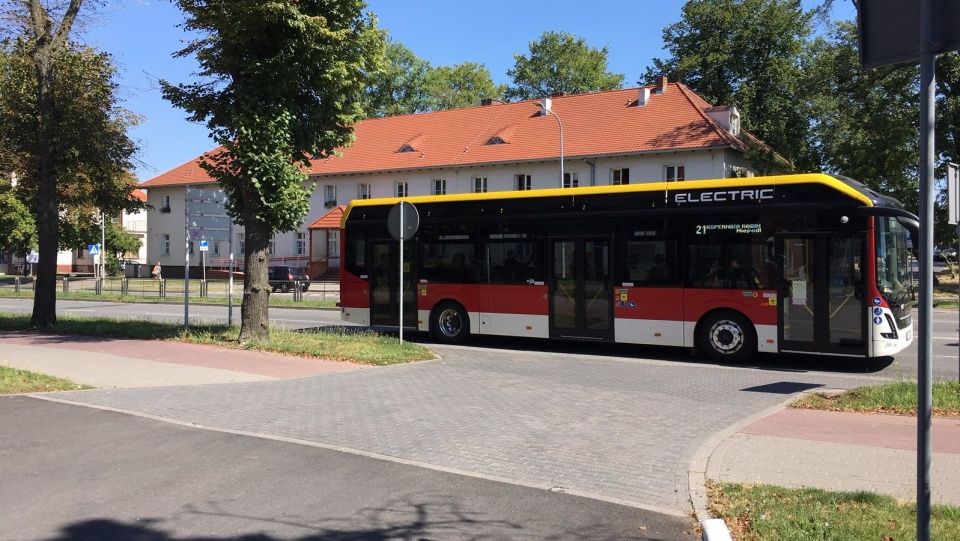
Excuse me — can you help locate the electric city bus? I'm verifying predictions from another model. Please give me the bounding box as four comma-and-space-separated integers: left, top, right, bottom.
339, 173, 917, 362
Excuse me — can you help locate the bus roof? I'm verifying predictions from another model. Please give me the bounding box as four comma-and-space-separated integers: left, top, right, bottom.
341, 173, 897, 227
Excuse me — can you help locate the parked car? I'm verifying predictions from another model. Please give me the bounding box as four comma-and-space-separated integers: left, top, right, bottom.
268, 266, 310, 293
943, 247, 958, 262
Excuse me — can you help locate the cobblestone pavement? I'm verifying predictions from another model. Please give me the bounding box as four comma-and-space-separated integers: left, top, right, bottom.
49, 342, 884, 516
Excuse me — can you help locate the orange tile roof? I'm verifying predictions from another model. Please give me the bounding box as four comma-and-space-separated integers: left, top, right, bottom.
130, 188, 147, 202
141, 82, 748, 188
307, 205, 346, 229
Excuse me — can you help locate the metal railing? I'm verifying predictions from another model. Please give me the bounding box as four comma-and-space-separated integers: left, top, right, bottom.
0, 276, 340, 302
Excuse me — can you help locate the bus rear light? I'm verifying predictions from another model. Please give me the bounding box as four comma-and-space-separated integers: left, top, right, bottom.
766, 339, 775, 344
654, 332, 662, 337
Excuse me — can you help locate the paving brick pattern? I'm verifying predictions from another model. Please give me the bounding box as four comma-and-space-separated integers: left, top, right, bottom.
53, 344, 879, 514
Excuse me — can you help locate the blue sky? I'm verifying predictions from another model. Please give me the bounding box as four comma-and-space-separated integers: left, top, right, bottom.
83, 0, 854, 183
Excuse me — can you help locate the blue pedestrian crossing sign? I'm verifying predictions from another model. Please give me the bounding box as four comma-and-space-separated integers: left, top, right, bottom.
87, 244, 100, 256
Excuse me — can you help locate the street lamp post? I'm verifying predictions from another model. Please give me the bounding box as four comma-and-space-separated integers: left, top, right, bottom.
539, 101, 564, 188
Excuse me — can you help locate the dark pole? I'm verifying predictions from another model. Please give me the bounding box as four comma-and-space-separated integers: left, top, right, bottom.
918, 1, 935, 539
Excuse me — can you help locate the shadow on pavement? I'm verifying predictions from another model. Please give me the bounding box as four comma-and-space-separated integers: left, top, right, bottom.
41, 502, 678, 541
291, 324, 895, 375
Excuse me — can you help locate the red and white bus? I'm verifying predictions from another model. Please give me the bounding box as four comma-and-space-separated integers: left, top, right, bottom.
339, 173, 916, 362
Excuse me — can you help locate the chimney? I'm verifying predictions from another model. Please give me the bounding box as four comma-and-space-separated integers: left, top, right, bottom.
540, 97, 552, 115
481, 98, 503, 106
638, 87, 651, 106
655, 75, 668, 94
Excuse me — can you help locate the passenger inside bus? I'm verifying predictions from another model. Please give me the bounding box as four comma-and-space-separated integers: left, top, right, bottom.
647, 253, 672, 284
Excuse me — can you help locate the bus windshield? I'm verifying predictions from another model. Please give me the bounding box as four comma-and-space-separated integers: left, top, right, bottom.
875, 217, 911, 304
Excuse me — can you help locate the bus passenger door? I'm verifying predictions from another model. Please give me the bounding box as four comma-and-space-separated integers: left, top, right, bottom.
549, 237, 613, 340
777, 234, 866, 355
369, 240, 417, 329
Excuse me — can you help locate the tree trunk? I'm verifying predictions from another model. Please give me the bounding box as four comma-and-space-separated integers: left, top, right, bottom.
237, 214, 271, 344
30, 58, 59, 328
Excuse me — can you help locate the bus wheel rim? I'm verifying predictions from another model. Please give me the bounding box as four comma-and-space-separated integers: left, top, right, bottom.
710, 321, 743, 353
439, 309, 462, 337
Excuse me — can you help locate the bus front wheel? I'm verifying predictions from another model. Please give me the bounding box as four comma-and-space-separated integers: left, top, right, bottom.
698, 311, 756, 363
432, 302, 470, 345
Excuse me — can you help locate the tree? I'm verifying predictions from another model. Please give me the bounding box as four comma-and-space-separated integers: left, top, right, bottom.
803, 21, 920, 212
0, 1, 140, 327
363, 42, 504, 116
363, 40, 429, 117
162, 0, 385, 343
506, 31, 624, 100
0, 180, 36, 258
423, 62, 506, 111
645, 0, 815, 170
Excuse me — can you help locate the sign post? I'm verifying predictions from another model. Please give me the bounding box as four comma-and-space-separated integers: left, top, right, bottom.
199, 239, 209, 283
185, 186, 231, 327
858, 2, 960, 538
387, 201, 419, 343
87, 244, 100, 279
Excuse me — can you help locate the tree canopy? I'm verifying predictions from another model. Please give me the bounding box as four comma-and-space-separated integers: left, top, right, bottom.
506, 31, 624, 100
646, 0, 815, 170
363, 41, 505, 116
0, 0, 140, 327
423, 61, 506, 112
162, 0, 385, 343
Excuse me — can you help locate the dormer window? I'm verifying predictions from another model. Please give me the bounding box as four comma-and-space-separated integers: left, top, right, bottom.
398, 144, 415, 153
487, 136, 506, 145
729, 109, 741, 136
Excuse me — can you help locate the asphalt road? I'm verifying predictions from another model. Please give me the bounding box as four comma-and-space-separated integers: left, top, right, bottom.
1, 296, 957, 380
1, 396, 693, 541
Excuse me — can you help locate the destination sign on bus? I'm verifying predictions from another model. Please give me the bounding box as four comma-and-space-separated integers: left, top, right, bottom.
695, 223, 762, 235
674, 188, 774, 204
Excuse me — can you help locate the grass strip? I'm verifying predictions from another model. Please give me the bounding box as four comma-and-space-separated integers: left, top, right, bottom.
0, 365, 92, 394
0, 313, 432, 366
708, 482, 960, 541
793, 380, 960, 417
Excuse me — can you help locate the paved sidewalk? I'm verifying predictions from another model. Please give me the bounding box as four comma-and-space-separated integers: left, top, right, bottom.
3, 329, 959, 518
706, 407, 960, 506
0, 331, 366, 387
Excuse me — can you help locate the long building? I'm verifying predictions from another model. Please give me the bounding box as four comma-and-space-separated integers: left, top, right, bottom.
139, 77, 778, 279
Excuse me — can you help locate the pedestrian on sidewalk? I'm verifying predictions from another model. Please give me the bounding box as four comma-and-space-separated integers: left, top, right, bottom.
152, 261, 162, 280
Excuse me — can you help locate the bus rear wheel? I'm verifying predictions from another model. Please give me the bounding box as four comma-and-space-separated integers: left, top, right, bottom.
432, 302, 470, 345
699, 311, 756, 363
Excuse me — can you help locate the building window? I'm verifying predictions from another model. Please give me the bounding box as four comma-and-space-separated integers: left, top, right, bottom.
327, 230, 340, 258
188, 241, 195, 255
515, 174, 532, 191
213, 241, 221, 256
563, 171, 579, 189
665, 165, 685, 182
295, 232, 307, 255
396, 181, 409, 197
432, 179, 446, 195
324, 185, 337, 207
474, 177, 488, 193
358, 183, 371, 199
161, 234, 170, 255
268, 235, 276, 255
612, 168, 630, 185
238, 233, 245, 256
160, 195, 171, 213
